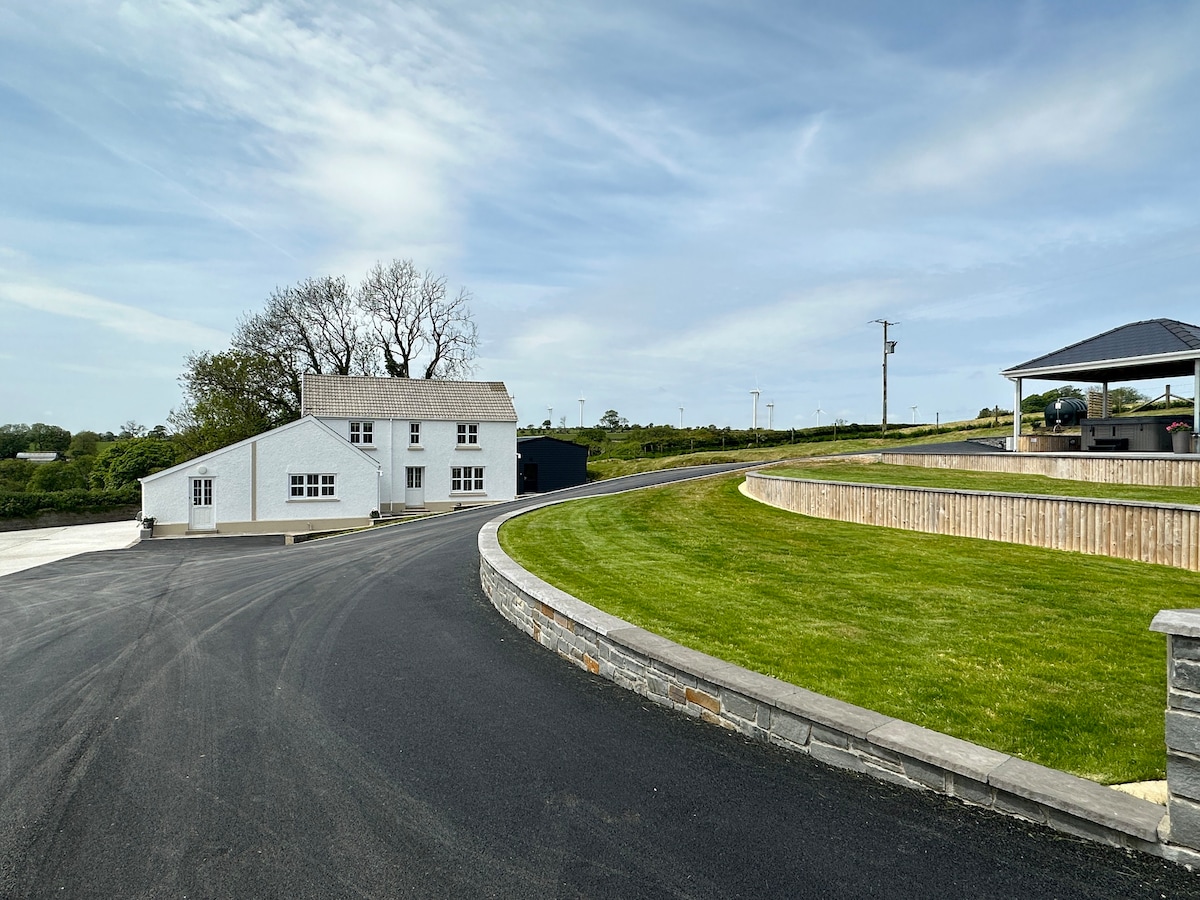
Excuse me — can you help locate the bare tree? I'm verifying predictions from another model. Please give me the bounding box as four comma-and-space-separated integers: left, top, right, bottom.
175, 261, 478, 454
232, 275, 376, 408
358, 259, 477, 379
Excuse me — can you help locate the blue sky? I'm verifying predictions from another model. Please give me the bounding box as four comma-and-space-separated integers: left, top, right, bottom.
2, 1, 1198, 433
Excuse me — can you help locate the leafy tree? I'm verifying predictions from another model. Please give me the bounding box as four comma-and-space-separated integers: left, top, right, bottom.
69, 430, 101, 458
0, 458, 33, 491
28, 459, 91, 492
171, 348, 301, 456
119, 421, 147, 439
1108, 387, 1148, 413
0, 424, 31, 459
27, 423, 71, 452
90, 438, 178, 490
1020, 385, 1085, 414
599, 410, 625, 430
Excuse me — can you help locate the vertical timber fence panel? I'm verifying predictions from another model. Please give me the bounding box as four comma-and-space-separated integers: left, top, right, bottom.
744, 473, 1200, 572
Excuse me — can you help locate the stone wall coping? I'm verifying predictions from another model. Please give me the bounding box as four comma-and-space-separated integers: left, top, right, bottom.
481, 495, 1183, 859
1152, 610, 1200, 638
750, 470, 1200, 514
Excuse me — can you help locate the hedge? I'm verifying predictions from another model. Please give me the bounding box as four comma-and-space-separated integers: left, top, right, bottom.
0, 485, 141, 520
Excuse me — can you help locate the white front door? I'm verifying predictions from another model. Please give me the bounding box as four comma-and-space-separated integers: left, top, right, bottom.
404, 467, 425, 508
189, 478, 215, 531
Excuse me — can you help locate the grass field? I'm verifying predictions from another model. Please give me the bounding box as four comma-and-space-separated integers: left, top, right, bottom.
764, 459, 1200, 506
499, 472, 1198, 785
586, 425, 1012, 480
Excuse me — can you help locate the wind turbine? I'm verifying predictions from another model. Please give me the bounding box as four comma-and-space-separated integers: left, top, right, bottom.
679, 406, 684, 429
911, 405, 919, 424
766, 402, 774, 430
578, 396, 585, 428
750, 389, 761, 430
814, 404, 825, 427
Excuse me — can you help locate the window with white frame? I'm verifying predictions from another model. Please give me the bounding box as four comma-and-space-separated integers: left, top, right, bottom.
451, 466, 484, 492
456, 423, 479, 446
409, 422, 421, 446
290, 473, 336, 498
349, 421, 374, 445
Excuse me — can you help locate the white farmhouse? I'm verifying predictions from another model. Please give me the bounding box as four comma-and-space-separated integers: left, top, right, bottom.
139, 375, 517, 536
301, 374, 517, 515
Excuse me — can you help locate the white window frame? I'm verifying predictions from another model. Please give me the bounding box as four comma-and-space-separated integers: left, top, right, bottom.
450, 466, 485, 493
349, 421, 374, 445
406, 466, 424, 489
289, 473, 337, 499
409, 422, 421, 447
456, 423, 479, 446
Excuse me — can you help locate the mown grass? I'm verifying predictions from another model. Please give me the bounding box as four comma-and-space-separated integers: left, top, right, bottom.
765, 459, 1200, 507
587, 426, 1011, 480
499, 473, 1198, 784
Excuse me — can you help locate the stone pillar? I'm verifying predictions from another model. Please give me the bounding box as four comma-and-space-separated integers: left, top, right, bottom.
1151, 609, 1200, 850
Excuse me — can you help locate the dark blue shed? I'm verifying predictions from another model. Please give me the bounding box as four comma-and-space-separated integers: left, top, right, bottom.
516, 436, 589, 494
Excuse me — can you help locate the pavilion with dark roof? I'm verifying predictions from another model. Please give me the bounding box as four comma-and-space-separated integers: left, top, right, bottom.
1001, 318, 1200, 447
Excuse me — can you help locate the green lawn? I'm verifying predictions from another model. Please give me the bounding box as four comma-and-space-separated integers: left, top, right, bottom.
586, 426, 1016, 480
765, 459, 1200, 506
499, 473, 1197, 784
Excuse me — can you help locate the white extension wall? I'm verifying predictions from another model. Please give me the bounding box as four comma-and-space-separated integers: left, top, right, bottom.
141, 417, 380, 535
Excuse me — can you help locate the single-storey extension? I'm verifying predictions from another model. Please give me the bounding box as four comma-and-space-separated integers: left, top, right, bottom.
140, 416, 381, 536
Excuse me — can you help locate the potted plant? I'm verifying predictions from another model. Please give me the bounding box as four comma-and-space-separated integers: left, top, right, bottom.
1167, 420, 1193, 454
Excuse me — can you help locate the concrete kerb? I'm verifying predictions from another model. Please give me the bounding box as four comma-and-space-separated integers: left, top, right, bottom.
478, 491, 1200, 868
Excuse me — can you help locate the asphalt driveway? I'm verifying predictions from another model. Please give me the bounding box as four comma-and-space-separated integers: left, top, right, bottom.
0, 466, 1196, 898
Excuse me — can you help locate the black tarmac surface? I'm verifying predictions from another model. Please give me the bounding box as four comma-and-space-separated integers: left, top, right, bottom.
1, 465, 1197, 899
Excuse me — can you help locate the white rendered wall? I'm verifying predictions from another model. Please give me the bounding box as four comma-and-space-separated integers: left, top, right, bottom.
141, 442, 251, 526
321, 417, 516, 508
142, 419, 378, 529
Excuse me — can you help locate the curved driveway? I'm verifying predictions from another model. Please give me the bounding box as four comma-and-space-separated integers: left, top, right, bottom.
0, 466, 1195, 899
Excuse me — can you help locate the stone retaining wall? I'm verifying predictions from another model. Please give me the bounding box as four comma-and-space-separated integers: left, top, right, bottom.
744, 472, 1200, 570
479, 506, 1199, 865
0, 506, 140, 533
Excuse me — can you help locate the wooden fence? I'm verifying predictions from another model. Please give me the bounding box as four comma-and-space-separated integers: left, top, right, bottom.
744, 473, 1200, 570
881, 452, 1200, 488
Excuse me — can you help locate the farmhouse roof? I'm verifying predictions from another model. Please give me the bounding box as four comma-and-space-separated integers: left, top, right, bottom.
1001, 318, 1200, 382
302, 374, 518, 422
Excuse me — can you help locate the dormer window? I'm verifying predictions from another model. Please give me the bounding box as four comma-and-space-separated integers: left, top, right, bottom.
349, 421, 374, 445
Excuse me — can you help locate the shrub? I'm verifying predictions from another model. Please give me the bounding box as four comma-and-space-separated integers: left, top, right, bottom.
0, 486, 140, 519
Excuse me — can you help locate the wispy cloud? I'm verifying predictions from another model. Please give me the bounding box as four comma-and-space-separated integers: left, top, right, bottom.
0, 281, 227, 345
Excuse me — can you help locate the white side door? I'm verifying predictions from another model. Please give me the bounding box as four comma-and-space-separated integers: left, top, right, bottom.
189, 477, 215, 531
404, 467, 425, 508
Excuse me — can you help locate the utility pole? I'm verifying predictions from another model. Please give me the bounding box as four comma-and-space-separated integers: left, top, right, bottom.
874, 319, 897, 435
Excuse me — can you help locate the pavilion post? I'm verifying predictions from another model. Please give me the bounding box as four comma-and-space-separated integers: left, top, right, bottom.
1012, 377, 1022, 443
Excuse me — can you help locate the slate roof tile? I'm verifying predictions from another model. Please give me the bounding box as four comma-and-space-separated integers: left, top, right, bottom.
302, 374, 517, 421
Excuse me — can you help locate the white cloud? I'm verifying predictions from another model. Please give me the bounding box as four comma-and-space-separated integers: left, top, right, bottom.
0, 281, 227, 346
880, 29, 1195, 195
